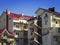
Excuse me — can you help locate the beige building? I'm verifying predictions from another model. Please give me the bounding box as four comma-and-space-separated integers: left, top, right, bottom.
0, 9, 32, 45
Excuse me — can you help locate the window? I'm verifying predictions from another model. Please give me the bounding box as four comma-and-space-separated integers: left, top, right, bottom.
8, 16, 11, 19
30, 28, 34, 35
58, 28, 60, 33
16, 24, 19, 28
43, 30, 49, 36
30, 22, 34, 26
30, 40, 34, 45
44, 13, 48, 25
14, 22, 16, 25
24, 31, 27, 36
56, 21, 58, 24
37, 15, 41, 20
30, 28, 34, 30
4, 31, 7, 36
8, 18, 11, 19
16, 40, 19, 45
30, 43, 33, 45
23, 24, 28, 29
16, 33, 19, 36
14, 23, 19, 28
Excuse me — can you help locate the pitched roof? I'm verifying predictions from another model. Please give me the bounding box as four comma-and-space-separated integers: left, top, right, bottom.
22, 15, 33, 19
0, 28, 5, 34
9, 12, 33, 19
27, 17, 37, 21
10, 13, 22, 18
8, 31, 14, 36
0, 28, 14, 36
0, 29, 4, 34
36, 8, 60, 17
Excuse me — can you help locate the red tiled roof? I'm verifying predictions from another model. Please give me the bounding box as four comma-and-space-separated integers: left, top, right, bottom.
9, 12, 33, 18
0, 29, 4, 34
10, 13, 22, 18
22, 15, 33, 19
0, 28, 5, 34
8, 31, 15, 36
0, 28, 14, 36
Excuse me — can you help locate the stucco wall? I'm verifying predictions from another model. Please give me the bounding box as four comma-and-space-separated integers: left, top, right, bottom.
0, 12, 6, 29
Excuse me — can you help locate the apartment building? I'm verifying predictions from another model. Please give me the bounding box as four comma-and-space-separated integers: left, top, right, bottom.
0, 9, 32, 45
28, 17, 34, 45
28, 16, 42, 45
35, 7, 60, 45
28, 7, 60, 45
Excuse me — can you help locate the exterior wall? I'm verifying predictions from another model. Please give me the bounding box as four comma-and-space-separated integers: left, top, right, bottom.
35, 9, 45, 16
13, 18, 21, 31
28, 20, 34, 45
0, 12, 14, 32
0, 12, 6, 29
13, 18, 28, 31
35, 8, 60, 45
36, 11, 51, 28
0, 12, 15, 45
42, 29, 54, 45
36, 9, 52, 45
13, 18, 29, 45
8, 15, 13, 32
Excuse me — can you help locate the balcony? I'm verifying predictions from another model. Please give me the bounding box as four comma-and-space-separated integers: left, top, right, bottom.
3, 36, 7, 39
53, 28, 60, 37
14, 35, 18, 38
13, 27, 21, 30
34, 32, 41, 37
24, 28, 28, 31
13, 20, 20, 23
34, 38, 40, 44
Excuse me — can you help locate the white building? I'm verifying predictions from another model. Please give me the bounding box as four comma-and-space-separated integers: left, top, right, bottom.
28, 7, 60, 45
35, 7, 60, 45
0, 9, 32, 45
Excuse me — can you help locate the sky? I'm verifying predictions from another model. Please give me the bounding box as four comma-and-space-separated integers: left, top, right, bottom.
0, 0, 60, 16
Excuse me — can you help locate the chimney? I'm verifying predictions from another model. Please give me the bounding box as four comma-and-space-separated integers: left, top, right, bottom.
6, 9, 10, 15
48, 7, 55, 12
6, 9, 10, 31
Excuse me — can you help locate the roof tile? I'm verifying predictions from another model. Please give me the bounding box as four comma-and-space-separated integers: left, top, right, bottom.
9, 13, 32, 18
